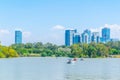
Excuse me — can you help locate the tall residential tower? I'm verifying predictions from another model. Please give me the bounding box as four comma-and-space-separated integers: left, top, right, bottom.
82, 29, 91, 44
91, 32, 100, 43
15, 30, 22, 44
102, 27, 110, 43
65, 29, 77, 46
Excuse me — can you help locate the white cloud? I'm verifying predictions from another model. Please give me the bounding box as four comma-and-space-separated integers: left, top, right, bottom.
0, 29, 10, 35
52, 25, 65, 30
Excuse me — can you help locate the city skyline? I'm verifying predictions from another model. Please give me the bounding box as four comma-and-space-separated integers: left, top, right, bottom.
65, 27, 115, 46
0, 24, 120, 46
0, 0, 120, 45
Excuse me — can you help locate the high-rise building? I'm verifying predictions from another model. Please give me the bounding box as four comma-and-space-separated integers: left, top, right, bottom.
91, 32, 100, 43
73, 33, 81, 44
65, 27, 111, 46
102, 27, 110, 43
15, 30, 22, 44
65, 29, 77, 46
82, 29, 91, 44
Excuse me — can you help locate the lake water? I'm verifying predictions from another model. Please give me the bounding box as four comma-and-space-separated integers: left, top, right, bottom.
0, 57, 120, 80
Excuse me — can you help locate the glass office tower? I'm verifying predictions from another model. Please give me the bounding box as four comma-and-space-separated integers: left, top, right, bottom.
15, 30, 22, 44
102, 27, 110, 43
91, 32, 100, 43
65, 29, 77, 46
82, 29, 91, 44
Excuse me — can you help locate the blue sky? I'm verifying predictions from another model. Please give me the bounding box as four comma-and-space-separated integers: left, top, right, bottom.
0, 0, 120, 45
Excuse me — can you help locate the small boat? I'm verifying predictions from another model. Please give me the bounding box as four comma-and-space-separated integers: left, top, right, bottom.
73, 58, 77, 61
67, 59, 72, 64
67, 58, 77, 64
80, 58, 84, 61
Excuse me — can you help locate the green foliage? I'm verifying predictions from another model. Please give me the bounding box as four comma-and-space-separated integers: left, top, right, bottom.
0, 52, 5, 58
88, 44, 97, 58
41, 52, 47, 57
70, 42, 111, 58
1, 41, 120, 58
105, 41, 120, 55
70, 44, 82, 58
0, 45, 18, 58
10, 42, 60, 57
9, 41, 120, 58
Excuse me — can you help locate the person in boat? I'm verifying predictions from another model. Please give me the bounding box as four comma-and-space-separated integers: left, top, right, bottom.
67, 58, 77, 64
80, 58, 84, 61
73, 58, 77, 61
67, 59, 72, 64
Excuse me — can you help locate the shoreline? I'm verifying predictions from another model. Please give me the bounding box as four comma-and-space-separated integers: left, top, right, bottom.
1, 54, 120, 58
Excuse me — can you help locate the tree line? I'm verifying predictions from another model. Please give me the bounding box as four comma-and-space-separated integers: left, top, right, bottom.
10, 42, 71, 57
9, 41, 120, 58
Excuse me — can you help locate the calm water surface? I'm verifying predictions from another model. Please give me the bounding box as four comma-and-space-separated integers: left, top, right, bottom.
0, 57, 120, 80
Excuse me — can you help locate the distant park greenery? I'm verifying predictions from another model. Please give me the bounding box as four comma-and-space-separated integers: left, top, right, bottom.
9, 41, 120, 58
0, 45, 18, 58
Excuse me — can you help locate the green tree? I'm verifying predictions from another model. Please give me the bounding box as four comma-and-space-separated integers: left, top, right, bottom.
70, 44, 82, 58
34, 42, 43, 49
24, 43, 33, 49
96, 43, 109, 57
88, 45, 97, 58
8, 48, 19, 57
0, 52, 5, 58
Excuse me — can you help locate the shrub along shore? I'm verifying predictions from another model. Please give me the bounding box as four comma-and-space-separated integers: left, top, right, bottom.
0, 45, 18, 58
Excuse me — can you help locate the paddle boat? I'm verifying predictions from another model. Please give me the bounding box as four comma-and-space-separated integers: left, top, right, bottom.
80, 58, 84, 61
67, 58, 77, 64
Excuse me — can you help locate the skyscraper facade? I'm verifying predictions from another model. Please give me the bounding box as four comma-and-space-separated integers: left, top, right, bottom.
15, 30, 22, 44
102, 27, 110, 43
65, 27, 112, 46
73, 33, 81, 44
65, 29, 77, 46
82, 29, 91, 44
91, 32, 100, 43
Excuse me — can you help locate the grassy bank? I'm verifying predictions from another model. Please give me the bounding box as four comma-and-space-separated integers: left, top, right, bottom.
109, 55, 120, 58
